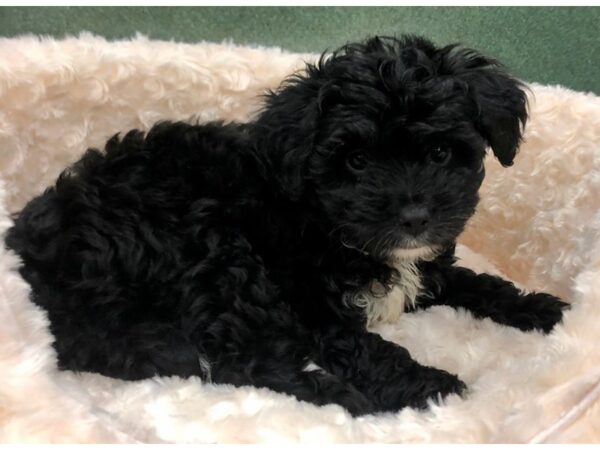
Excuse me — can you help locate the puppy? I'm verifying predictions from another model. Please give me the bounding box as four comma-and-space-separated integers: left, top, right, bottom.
6, 35, 568, 416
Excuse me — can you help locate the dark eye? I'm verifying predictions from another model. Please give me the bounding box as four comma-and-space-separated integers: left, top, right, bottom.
429, 146, 452, 165
346, 151, 369, 172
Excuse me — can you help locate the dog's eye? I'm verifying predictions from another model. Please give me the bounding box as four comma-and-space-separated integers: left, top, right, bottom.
346, 151, 369, 173
429, 147, 452, 165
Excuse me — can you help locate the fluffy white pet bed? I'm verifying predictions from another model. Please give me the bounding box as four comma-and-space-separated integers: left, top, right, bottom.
1, 34, 600, 444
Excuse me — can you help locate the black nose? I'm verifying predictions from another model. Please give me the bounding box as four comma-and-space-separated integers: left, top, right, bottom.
398, 205, 430, 236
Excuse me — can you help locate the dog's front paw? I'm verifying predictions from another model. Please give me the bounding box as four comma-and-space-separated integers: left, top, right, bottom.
518, 292, 570, 334
402, 365, 467, 410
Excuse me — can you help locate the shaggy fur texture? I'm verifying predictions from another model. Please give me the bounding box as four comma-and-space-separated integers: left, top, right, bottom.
1, 34, 599, 443
5, 34, 568, 417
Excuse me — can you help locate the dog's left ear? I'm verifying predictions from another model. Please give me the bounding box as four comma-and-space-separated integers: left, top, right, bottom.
255, 66, 324, 201
451, 50, 528, 167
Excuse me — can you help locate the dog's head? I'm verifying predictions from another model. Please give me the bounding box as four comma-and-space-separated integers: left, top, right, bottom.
257, 35, 527, 260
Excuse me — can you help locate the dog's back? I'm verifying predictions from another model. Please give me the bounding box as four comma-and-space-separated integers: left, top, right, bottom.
5, 120, 287, 380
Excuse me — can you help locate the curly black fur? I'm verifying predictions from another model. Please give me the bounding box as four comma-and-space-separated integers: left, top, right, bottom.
5, 35, 569, 416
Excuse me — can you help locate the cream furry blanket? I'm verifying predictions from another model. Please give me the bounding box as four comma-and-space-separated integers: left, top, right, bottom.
1, 34, 599, 444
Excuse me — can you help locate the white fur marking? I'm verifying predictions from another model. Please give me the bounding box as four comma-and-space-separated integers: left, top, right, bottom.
198, 355, 212, 383
302, 360, 325, 373
352, 246, 439, 326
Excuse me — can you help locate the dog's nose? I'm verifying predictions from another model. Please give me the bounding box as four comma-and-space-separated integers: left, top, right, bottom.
398, 205, 430, 236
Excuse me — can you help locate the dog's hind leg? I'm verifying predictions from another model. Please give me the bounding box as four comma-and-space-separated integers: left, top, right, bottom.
313, 326, 466, 412
49, 320, 206, 381
209, 350, 376, 416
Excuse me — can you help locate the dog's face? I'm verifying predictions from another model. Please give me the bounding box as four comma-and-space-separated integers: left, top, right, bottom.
258, 36, 527, 260
311, 100, 487, 260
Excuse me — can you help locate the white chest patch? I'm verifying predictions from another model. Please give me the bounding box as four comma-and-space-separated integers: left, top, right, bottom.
350, 246, 438, 327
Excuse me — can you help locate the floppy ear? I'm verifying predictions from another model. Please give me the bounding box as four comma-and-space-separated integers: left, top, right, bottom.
255, 67, 324, 201
463, 64, 528, 167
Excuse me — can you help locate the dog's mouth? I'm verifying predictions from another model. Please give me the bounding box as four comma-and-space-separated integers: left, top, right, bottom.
389, 231, 443, 261
341, 230, 439, 262
391, 245, 439, 262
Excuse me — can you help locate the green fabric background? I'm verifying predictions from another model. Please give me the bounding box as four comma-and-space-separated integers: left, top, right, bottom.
0, 6, 598, 94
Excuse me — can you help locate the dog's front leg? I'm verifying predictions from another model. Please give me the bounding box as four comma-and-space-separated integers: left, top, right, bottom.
313, 326, 466, 412
415, 265, 569, 333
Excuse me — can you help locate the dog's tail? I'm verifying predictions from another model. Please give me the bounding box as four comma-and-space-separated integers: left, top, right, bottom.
5, 186, 65, 307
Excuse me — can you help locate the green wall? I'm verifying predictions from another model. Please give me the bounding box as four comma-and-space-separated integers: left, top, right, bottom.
1, 7, 598, 93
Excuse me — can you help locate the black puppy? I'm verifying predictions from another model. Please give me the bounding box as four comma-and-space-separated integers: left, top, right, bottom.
6, 35, 568, 416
